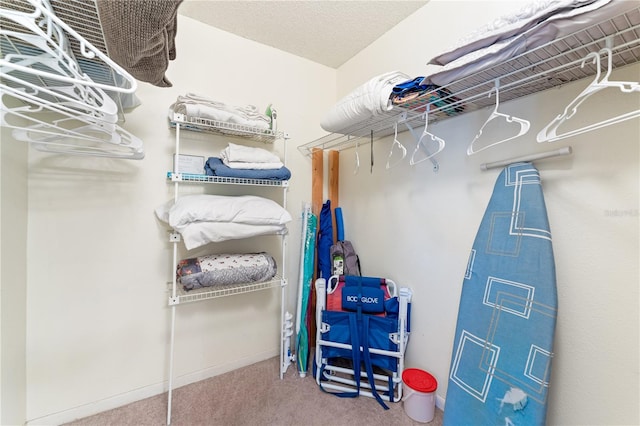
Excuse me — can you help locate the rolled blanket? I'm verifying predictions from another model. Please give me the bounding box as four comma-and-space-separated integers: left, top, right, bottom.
320, 70, 411, 133
177, 252, 277, 290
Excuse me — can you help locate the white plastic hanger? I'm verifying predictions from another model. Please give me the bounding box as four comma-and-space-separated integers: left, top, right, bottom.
353, 138, 360, 175
1, 0, 143, 159
16, 124, 144, 159
410, 104, 446, 165
467, 79, 530, 155
385, 121, 407, 169
537, 46, 640, 143
1, 86, 144, 159
0, 0, 137, 94
0, 66, 119, 123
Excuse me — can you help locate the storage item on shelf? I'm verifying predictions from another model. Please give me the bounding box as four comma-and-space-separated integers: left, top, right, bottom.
422, 0, 629, 87
176, 252, 277, 291
428, 0, 598, 66
169, 93, 277, 137
157, 194, 292, 230
220, 142, 283, 169
156, 194, 291, 250
320, 70, 410, 133
205, 157, 292, 180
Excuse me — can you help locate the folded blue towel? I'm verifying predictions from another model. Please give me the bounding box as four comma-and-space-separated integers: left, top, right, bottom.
205, 157, 291, 180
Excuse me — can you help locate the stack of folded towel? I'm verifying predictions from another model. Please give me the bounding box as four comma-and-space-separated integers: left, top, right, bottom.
220, 142, 283, 169
169, 93, 272, 130
205, 143, 291, 181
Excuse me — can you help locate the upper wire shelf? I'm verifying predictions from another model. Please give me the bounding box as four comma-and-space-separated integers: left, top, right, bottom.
298, 5, 640, 156
169, 112, 285, 143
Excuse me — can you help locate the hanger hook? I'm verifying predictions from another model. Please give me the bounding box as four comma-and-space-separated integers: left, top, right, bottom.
490, 79, 501, 112
386, 121, 406, 169
581, 51, 602, 85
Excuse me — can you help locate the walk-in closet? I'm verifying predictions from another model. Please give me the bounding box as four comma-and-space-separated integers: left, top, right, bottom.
1, 1, 638, 425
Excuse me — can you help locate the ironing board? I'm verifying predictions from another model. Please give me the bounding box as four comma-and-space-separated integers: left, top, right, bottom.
444, 163, 557, 426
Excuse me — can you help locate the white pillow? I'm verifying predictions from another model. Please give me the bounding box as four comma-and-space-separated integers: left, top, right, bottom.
179, 221, 288, 250
155, 194, 292, 229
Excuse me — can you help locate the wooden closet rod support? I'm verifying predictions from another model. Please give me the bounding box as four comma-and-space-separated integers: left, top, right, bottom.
480, 146, 572, 171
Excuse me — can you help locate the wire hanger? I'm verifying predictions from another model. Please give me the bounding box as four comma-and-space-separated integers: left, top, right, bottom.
410, 104, 445, 165
537, 45, 640, 143
467, 79, 530, 155
386, 121, 406, 169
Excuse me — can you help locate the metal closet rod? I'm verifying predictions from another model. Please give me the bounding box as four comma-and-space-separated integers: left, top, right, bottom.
480, 146, 573, 171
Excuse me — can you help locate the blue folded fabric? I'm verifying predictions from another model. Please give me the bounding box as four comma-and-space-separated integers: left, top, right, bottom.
391, 76, 429, 95
205, 157, 291, 180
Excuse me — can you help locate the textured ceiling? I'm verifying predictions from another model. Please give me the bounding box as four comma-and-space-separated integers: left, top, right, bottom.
178, 1, 428, 68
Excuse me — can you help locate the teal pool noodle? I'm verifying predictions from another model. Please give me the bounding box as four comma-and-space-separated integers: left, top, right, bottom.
335, 207, 344, 241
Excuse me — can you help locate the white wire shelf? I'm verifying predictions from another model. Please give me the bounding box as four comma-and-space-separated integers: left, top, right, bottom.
169, 112, 284, 143
168, 276, 285, 305
167, 172, 289, 187
298, 4, 640, 156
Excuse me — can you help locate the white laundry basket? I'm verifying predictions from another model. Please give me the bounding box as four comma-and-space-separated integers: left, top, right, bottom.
402, 368, 438, 423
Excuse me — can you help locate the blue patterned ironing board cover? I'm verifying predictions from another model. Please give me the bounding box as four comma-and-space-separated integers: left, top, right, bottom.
444, 163, 557, 426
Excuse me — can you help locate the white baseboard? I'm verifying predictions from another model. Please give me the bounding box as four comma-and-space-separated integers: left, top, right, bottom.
436, 394, 446, 412
26, 349, 278, 426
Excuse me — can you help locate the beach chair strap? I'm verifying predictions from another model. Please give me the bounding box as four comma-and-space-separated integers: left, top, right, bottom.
318, 313, 361, 398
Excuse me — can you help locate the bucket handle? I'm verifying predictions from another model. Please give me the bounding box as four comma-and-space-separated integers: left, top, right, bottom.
402, 386, 416, 402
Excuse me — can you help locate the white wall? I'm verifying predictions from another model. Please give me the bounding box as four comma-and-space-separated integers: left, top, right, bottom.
334, 1, 639, 425
22, 16, 336, 424
0, 128, 28, 425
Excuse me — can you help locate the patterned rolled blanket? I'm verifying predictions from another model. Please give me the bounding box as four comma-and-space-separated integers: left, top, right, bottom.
177, 252, 277, 290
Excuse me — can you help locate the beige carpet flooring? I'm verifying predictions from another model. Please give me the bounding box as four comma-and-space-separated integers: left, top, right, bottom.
65, 356, 443, 426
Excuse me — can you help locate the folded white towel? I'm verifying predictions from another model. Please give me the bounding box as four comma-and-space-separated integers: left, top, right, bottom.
222, 160, 285, 170
171, 102, 271, 130
221, 142, 282, 164
169, 93, 272, 130
180, 93, 270, 121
